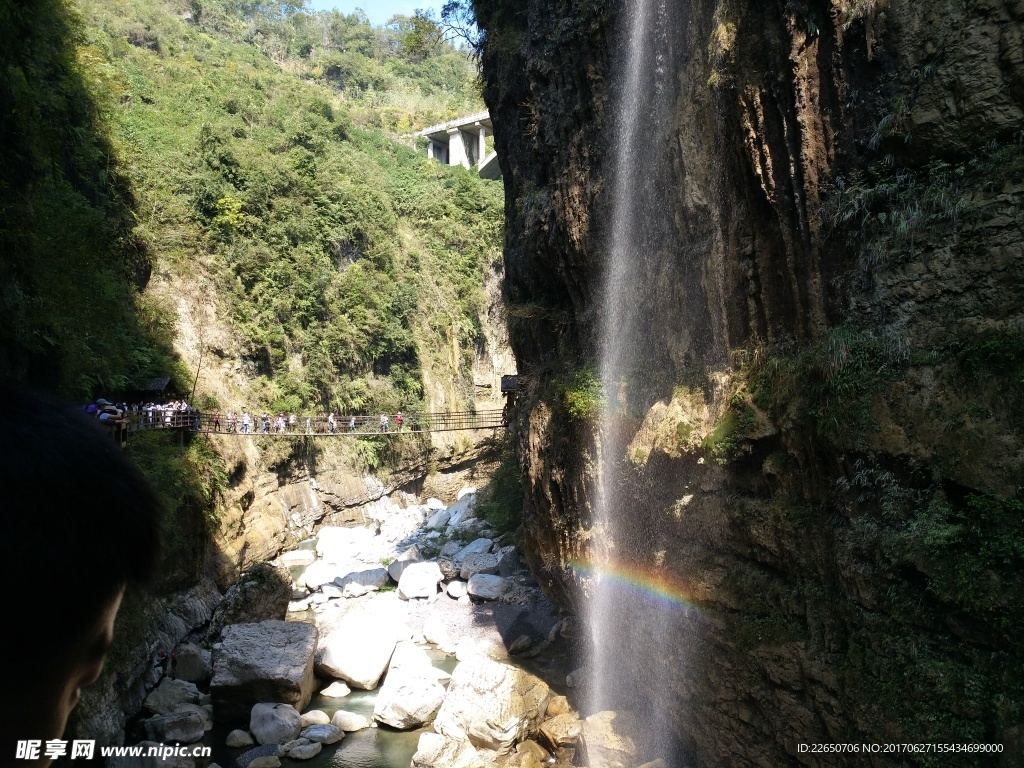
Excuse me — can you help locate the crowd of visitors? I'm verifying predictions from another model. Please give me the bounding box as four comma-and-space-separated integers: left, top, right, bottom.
84, 398, 199, 429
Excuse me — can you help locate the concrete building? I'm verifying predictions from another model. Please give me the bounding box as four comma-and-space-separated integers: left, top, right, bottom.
418, 110, 501, 180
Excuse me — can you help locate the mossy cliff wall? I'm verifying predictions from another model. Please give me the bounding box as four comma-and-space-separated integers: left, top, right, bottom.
475, 0, 1024, 764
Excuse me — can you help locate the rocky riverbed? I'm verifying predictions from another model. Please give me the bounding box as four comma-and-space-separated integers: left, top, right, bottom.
108, 489, 651, 768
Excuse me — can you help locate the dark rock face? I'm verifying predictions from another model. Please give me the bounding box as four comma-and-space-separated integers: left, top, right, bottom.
207, 563, 292, 641
476, 0, 1024, 764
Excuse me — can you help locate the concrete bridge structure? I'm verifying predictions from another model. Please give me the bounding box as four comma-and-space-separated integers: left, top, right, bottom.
418, 110, 501, 180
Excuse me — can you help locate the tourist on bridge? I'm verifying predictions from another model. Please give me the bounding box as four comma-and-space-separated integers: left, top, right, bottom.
305, 416, 311, 434
328, 413, 337, 434
213, 412, 221, 431
289, 413, 297, 433
349, 415, 356, 432
261, 413, 270, 434
242, 412, 251, 433
380, 414, 389, 432
396, 411, 404, 431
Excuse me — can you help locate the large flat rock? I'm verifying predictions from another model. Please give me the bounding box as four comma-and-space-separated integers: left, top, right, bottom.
210, 621, 317, 723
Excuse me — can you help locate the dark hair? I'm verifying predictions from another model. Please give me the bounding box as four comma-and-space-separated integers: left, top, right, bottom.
0, 389, 162, 656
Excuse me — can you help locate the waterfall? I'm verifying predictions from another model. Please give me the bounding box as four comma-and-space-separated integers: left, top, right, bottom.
587, 0, 683, 763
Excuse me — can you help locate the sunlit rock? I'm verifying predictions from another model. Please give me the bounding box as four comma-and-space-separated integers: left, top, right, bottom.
331, 710, 370, 732
397, 561, 444, 599
467, 573, 509, 600
249, 702, 301, 745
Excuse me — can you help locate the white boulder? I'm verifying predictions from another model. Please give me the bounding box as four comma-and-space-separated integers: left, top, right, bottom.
319, 681, 351, 698
299, 710, 330, 727
299, 724, 344, 744
446, 580, 469, 599
331, 710, 370, 732
453, 539, 492, 564
397, 561, 444, 600
467, 574, 509, 601
387, 546, 423, 582
422, 613, 452, 648
411, 733, 484, 768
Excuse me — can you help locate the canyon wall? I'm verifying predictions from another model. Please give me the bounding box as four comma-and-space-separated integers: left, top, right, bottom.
476, 0, 1024, 764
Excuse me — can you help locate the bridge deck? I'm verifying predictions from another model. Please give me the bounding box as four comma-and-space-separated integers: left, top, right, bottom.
126, 409, 506, 436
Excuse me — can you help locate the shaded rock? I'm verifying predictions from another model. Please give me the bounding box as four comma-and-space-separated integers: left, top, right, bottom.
387, 546, 423, 582
173, 643, 212, 683
460, 552, 500, 580
143, 678, 200, 715
411, 733, 483, 768
142, 710, 205, 744
436, 558, 459, 580
207, 563, 292, 641
331, 710, 370, 732
250, 702, 301, 745
467, 574, 509, 600
508, 635, 533, 655
235, 744, 281, 768
299, 724, 344, 744
319, 681, 351, 698
434, 656, 551, 753
211, 621, 317, 723
173, 702, 213, 731
565, 667, 586, 688
496, 546, 520, 577
397, 561, 444, 600
299, 710, 330, 727
226, 729, 254, 747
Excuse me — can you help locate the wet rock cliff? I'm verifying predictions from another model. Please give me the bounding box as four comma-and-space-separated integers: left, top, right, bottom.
475, 0, 1024, 764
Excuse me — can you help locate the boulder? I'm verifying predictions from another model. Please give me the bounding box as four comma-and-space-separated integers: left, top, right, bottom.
287, 742, 321, 760
579, 711, 642, 768
426, 497, 446, 510
211, 621, 317, 723
299, 724, 344, 744
446, 494, 477, 527
387, 546, 423, 582
279, 549, 316, 567
457, 487, 476, 500
142, 710, 205, 744
336, 567, 390, 597
226, 729, 254, 747
316, 526, 375, 562
373, 665, 446, 729
460, 552, 499, 580
439, 540, 462, 558
539, 712, 583, 750
453, 538, 492, 564
331, 710, 370, 732
235, 745, 282, 768
143, 678, 200, 715
317, 607, 402, 689
467, 574, 509, 601
446, 580, 469, 599
207, 563, 292, 640
319, 681, 351, 698
411, 733, 483, 768
546, 696, 572, 717
173, 643, 212, 683
434, 656, 551, 754
422, 613, 452, 648
300, 561, 348, 591
436, 558, 459, 580
425, 507, 451, 529
496, 546, 520, 577
173, 703, 213, 731
397, 561, 444, 600
250, 702, 301, 745
565, 668, 586, 688
299, 710, 330, 727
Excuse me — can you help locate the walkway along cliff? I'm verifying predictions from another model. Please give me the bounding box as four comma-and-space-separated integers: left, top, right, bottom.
474, 0, 1024, 764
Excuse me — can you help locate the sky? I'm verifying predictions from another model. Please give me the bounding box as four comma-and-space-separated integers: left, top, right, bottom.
306, 0, 446, 26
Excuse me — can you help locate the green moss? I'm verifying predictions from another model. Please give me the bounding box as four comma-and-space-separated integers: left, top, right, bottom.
476, 439, 524, 536
562, 366, 606, 423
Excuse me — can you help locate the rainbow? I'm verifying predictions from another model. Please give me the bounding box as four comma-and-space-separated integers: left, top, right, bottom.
569, 559, 699, 611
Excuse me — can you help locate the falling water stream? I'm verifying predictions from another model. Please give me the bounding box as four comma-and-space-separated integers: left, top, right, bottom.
588, 0, 683, 763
